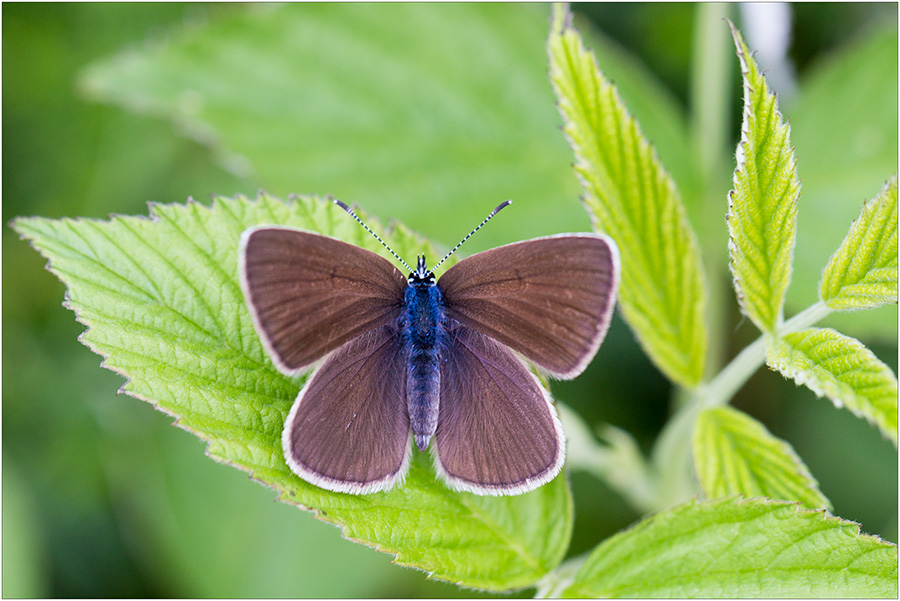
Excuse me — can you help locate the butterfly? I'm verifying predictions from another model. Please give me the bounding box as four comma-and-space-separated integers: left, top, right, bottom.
239, 199, 619, 495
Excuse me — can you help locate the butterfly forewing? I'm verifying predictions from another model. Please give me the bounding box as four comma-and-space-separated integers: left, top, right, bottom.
438, 234, 619, 379
282, 325, 411, 494
433, 326, 564, 495
240, 227, 406, 372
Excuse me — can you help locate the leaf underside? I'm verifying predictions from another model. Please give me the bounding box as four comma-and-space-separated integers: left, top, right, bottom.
548, 5, 707, 389
766, 327, 898, 445
12, 194, 572, 591
693, 406, 831, 510
727, 21, 801, 334
820, 175, 899, 311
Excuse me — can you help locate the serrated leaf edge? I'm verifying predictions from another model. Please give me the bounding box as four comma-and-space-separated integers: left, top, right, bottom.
564, 496, 897, 598
548, 4, 707, 389
820, 175, 899, 311
693, 406, 831, 510
726, 19, 801, 334
766, 328, 898, 444
11, 193, 565, 591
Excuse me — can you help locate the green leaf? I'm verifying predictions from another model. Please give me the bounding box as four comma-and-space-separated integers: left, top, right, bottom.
820, 175, 898, 310
727, 21, 801, 334
787, 27, 898, 339
11, 194, 572, 591
562, 497, 898, 598
560, 15, 702, 214
767, 328, 898, 444
548, 4, 707, 389
693, 406, 831, 510
77, 3, 583, 247
76, 4, 700, 254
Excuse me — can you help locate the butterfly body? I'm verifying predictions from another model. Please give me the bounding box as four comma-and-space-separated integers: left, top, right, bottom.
240, 208, 619, 496
402, 256, 446, 451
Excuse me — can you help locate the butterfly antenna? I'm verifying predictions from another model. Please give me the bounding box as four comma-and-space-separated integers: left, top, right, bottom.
431, 200, 512, 272
333, 199, 414, 273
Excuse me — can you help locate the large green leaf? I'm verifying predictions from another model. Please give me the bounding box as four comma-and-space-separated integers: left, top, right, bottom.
548, 4, 707, 389
11, 194, 572, 591
76, 3, 581, 247
76, 4, 699, 253
767, 328, 898, 445
727, 21, 800, 334
693, 406, 830, 510
562, 497, 897, 598
820, 175, 898, 310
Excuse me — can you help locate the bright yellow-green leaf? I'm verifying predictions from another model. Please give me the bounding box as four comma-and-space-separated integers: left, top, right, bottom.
787, 29, 898, 340
547, 4, 707, 389
11, 194, 572, 591
727, 21, 800, 334
562, 497, 897, 598
820, 175, 898, 310
693, 406, 830, 510
767, 328, 898, 445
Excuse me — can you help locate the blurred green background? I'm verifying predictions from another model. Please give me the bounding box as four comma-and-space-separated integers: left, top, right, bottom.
3, 3, 896, 597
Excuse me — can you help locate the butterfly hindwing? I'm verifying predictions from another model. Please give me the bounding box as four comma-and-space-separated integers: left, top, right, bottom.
438, 234, 619, 379
433, 325, 564, 495
240, 226, 406, 373
282, 325, 411, 494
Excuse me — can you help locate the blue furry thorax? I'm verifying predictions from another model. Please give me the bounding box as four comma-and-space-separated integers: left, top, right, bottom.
402, 257, 446, 350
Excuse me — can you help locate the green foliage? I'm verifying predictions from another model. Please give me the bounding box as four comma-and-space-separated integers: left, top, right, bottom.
559, 497, 897, 598
693, 406, 830, 510
76, 3, 580, 245
727, 22, 800, 334
9, 3, 898, 597
547, 4, 707, 389
767, 328, 898, 444
789, 27, 899, 338
820, 176, 898, 310
12, 194, 571, 591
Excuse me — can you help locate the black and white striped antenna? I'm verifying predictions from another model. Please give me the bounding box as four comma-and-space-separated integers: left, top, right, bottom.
431, 200, 511, 272
333, 199, 414, 273
333, 198, 511, 274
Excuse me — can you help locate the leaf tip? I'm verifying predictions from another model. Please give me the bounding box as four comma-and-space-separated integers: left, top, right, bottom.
550, 2, 572, 36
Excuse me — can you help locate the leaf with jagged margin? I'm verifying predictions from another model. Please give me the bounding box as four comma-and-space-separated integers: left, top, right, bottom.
726, 20, 801, 334
693, 406, 831, 510
787, 27, 897, 340
11, 194, 572, 591
820, 175, 898, 310
767, 327, 898, 445
561, 497, 897, 598
547, 4, 707, 389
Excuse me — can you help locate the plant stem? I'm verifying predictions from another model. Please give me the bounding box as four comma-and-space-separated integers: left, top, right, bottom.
690, 3, 734, 197
650, 300, 833, 508
688, 3, 736, 382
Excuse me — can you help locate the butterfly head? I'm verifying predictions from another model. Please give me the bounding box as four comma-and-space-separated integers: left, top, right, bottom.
408, 255, 435, 286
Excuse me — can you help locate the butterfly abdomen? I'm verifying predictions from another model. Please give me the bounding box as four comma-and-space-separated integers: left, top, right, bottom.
402, 280, 446, 452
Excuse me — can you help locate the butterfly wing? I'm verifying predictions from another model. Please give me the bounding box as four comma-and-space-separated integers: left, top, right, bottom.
282, 325, 411, 494
433, 326, 564, 495
240, 226, 407, 373
438, 233, 619, 379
